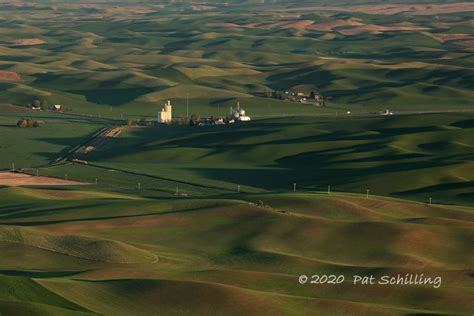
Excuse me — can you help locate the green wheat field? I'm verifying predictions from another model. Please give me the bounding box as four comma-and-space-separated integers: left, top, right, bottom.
0, 0, 473, 315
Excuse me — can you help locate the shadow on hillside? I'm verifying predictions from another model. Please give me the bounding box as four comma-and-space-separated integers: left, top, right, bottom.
0, 270, 85, 278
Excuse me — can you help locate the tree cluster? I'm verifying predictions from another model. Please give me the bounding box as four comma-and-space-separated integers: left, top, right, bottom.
32, 99, 48, 110
17, 118, 40, 128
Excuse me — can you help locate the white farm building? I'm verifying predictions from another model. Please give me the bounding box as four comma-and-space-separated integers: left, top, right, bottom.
230, 102, 251, 122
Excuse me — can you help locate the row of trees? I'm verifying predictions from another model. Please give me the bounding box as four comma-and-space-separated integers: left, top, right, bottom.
263, 91, 321, 100
31, 99, 48, 110
17, 118, 40, 128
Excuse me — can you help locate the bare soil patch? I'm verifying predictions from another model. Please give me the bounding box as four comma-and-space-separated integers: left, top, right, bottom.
208, 20, 314, 30
436, 34, 473, 42
292, 2, 474, 15
0, 104, 31, 112
338, 24, 428, 35
206, 22, 246, 29
435, 34, 474, 47
70, 4, 154, 15
0, 71, 20, 81
309, 20, 363, 32
453, 40, 474, 47
12, 38, 46, 46
0, 172, 89, 186
256, 20, 315, 30
192, 5, 215, 11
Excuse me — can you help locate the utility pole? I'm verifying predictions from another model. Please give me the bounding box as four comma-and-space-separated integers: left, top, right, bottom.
65, 174, 68, 181
328, 185, 331, 195
293, 183, 297, 192
237, 185, 240, 193
138, 182, 141, 190
95, 178, 98, 185
36, 169, 39, 176
11, 162, 14, 170
366, 189, 370, 199
176, 187, 179, 195
429, 197, 432, 205
186, 93, 189, 118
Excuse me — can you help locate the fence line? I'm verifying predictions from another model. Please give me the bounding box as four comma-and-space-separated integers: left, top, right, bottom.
11, 169, 440, 205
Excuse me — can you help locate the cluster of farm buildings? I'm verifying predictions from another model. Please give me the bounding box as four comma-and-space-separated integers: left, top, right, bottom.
157, 100, 251, 125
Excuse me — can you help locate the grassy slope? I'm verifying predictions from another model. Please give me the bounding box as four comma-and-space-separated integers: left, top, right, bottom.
0, 2, 473, 314
0, 187, 472, 315
31, 113, 471, 206
0, 2, 472, 118
0, 110, 110, 169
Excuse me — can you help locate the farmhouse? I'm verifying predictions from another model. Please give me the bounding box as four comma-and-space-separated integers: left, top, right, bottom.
157, 100, 172, 123
52, 104, 62, 111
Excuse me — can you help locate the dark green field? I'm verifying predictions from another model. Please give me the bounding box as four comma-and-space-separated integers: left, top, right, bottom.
0, 1, 473, 315
16, 112, 471, 206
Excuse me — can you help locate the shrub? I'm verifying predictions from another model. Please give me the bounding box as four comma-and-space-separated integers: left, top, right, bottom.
17, 119, 28, 128
17, 118, 39, 128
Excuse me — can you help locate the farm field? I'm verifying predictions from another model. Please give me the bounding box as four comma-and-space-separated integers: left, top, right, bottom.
0, 0, 473, 118
0, 0, 473, 315
0, 108, 114, 169
0, 187, 473, 315
0, 109, 473, 314
24, 112, 473, 206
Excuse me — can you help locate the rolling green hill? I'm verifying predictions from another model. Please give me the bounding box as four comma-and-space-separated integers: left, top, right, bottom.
0, 187, 472, 315
26, 113, 469, 206
1, 1, 473, 315
0, 0, 472, 118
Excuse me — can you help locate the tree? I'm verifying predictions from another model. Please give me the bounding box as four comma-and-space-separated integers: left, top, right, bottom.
17, 118, 39, 128
310, 91, 315, 99
40, 100, 48, 110
189, 114, 200, 126
17, 119, 28, 128
32, 99, 40, 108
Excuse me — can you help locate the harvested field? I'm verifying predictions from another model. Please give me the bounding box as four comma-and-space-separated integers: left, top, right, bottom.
292, 3, 474, 15
338, 24, 428, 35
435, 34, 473, 42
0, 71, 20, 81
206, 22, 246, 29
65, 3, 155, 15
309, 20, 363, 32
192, 5, 215, 11
208, 19, 429, 34
208, 20, 315, 30
0, 172, 89, 186
255, 20, 315, 30
12, 38, 46, 46
453, 40, 474, 47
